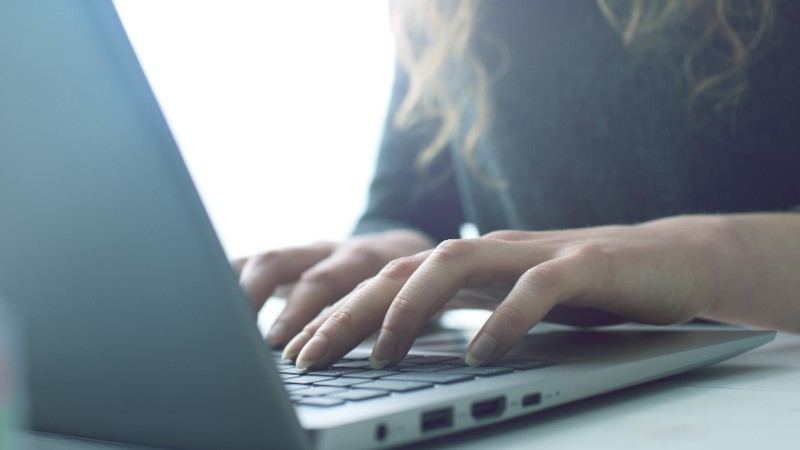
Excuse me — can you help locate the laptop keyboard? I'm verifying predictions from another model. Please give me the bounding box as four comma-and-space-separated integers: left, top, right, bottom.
273, 353, 553, 408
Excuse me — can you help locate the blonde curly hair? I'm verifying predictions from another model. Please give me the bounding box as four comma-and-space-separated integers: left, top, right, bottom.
391, 0, 775, 184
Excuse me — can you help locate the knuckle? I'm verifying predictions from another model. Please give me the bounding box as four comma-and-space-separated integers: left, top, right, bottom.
353, 278, 373, 291
340, 244, 383, 267
571, 243, 610, 264
431, 238, 476, 262
570, 243, 615, 297
299, 267, 342, 290
492, 302, 531, 331
302, 310, 330, 336
251, 249, 285, 266
379, 256, 418, 282
518, 263, 565, 296
323, 308, 356, 330
483, 230, 524, 241
301, 320, 320, 336
389, 292, 419, 316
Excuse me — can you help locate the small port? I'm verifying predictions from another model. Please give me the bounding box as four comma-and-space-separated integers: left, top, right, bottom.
375, 423, 388, 441
471, 396, 506, 420
522, 392, 542, 407
421, 407, 454, 432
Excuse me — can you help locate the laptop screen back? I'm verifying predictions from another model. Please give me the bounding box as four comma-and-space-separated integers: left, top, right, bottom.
0, 1, 308, 449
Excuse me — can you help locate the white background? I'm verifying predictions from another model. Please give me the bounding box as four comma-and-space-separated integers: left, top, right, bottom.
114, 1, 396, 259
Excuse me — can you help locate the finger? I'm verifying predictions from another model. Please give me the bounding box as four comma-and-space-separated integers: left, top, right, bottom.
482, 229, 572, 242
483, 225, 626, 243
231, 257, 248, 278
294, 253, 429, 370
269, 246, 385, 347
466, 248, 610, 366
377, 239, 555, 367
239, 242, 335, 310
280, 294, 347, 361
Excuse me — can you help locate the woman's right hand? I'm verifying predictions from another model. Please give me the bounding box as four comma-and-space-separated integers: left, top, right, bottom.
233, 229, 435, 348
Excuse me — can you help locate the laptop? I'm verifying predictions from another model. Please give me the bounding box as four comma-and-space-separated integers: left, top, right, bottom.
0, 1, 775, 449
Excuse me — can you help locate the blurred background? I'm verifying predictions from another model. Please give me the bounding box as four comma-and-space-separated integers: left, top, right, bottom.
114, 0, 396, 259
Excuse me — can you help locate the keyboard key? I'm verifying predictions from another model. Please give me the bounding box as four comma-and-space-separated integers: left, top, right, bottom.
315, 378, 372, 388
382, 372, 474, 384
331, 360, 373, 369
342, 370, 400, 379
443, 366, 513, 376
391, 356, 423, 365
408, 356, 460, 364
308, 368, 365, 377
328, 389, 391, 402
294, 386, 347, 397
279, 367, 310, 375
352, 379, 433, 393
393, 363, 462, 372
341, 351, 371, 360
284, 375, 337, 385
284, 384, 310, 393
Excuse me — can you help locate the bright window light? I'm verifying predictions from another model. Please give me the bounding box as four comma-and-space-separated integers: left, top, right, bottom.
114, 0, 395, 258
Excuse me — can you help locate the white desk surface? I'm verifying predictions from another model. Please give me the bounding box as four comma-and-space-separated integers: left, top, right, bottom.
19, 329, 800, 450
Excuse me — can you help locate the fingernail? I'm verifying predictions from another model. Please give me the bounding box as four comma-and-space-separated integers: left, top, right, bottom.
466, 333, 496, 367
370, 328, 398, 369
296, 333, 329, 370
281, 330, 310, 361
267, 322, 288, 347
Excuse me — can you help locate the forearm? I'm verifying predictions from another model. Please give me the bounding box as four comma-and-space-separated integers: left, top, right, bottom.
701, 213, 800, 333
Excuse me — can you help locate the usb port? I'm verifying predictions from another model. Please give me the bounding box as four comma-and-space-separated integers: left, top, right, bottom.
471, 396, 506, 420
421, 407, 453, 432
522, 392, 541, 407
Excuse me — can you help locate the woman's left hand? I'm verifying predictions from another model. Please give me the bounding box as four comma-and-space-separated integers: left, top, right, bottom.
282, 214, 797, 369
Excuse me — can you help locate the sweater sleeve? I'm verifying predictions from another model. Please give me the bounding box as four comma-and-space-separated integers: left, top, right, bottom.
352, 62, 465, 243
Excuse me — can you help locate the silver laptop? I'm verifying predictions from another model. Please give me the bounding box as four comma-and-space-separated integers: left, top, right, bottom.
0, 1, 775, 449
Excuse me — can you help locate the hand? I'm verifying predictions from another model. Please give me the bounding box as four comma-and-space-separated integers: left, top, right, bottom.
234, 229, 434, 347
285, 215, 739, 369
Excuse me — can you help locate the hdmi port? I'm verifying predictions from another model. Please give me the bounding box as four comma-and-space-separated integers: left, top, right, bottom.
471, 396, 506, 420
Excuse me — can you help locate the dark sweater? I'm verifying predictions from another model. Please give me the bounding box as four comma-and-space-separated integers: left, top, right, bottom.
354, 1, 800, 243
